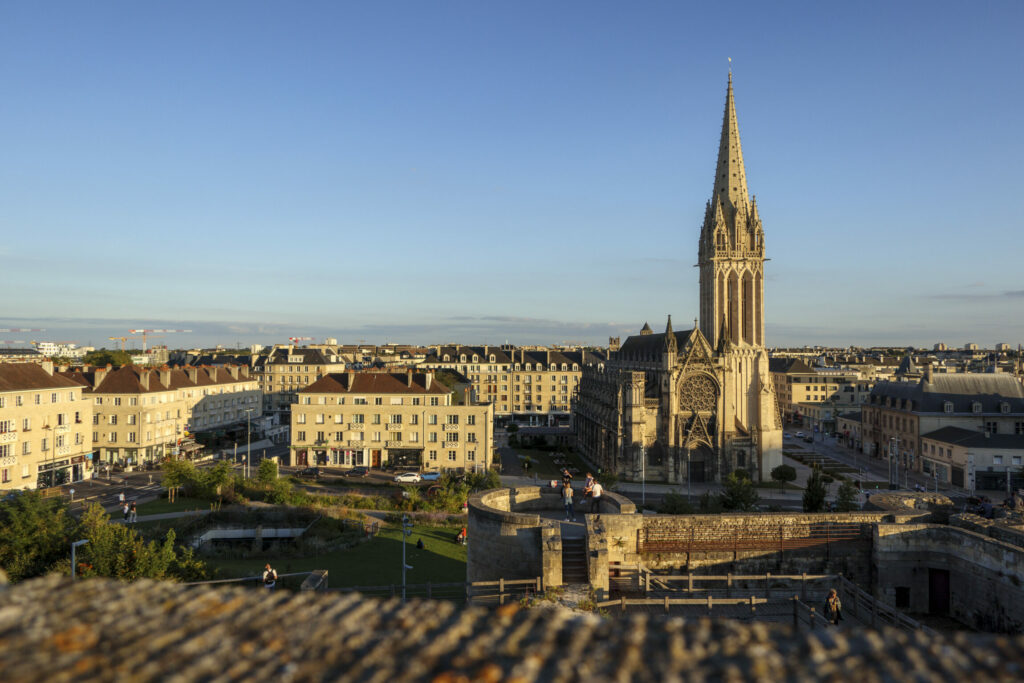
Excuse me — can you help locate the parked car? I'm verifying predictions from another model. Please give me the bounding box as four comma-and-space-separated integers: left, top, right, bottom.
296, 467, 322, 479
803, 436, 814, 444
347, 466, 369, 477
394, 472, 422, 483
420, 471, 441, 482
795, 432, 805, 438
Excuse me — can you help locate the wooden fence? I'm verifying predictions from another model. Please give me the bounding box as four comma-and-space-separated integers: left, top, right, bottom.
611, 564, 834, 601
835, 575, 938, 636
597, 594, 769, 615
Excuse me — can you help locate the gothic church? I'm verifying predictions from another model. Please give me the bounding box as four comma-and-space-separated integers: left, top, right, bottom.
574, 74, 783, 483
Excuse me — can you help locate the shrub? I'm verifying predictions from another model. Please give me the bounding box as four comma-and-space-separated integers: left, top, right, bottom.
658, 491, 694, 514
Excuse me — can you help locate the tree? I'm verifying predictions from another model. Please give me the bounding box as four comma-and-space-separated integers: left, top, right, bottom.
658, 491, 694, 514
803, 466, 828, 512
0, 492, 77, 582
836, 480, 860, 512
770, 464, 797, 493
82, 350, 133, 367
719, 469, 760, 511
256, 458, 279, 486
77, 504, 208, 582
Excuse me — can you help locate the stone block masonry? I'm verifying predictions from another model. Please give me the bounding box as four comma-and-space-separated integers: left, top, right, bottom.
2, 576, 1023, 681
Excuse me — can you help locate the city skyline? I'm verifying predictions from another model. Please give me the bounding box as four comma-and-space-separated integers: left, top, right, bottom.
3, 2, 1022, 349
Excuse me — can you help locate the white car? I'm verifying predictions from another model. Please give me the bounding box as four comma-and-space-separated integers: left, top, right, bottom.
795, 432, 805, 438
394, 472, 422, 483
420, 471, 441, 482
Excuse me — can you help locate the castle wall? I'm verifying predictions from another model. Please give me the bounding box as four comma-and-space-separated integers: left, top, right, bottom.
873, 524, 1024, 633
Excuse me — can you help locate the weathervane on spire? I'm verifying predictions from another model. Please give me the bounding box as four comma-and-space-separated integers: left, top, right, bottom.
728, 57, 732, 83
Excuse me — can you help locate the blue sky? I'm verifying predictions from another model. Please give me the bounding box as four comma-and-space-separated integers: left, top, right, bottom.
2, 1, 1022, 350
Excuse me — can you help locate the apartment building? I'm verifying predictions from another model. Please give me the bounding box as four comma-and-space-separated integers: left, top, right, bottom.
60, 364, 260, 467
290, 370, 493, 472
422, 346, 604, 423
0, 362, 93, 490
769, 357, 871, 429
253, 345, 348, 419
862, 365, 1024, 478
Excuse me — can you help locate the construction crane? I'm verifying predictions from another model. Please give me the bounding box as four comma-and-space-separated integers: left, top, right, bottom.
108, 336, 129, 351
288, 337, 313, 345
129, 329, 192, 352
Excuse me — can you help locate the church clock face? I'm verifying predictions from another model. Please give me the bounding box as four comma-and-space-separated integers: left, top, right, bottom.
678, 374, 717, 413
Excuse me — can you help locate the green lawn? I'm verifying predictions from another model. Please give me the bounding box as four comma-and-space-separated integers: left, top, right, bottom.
137, 496, 215, 515
513, 447, 592, 479
202, 524, 466, 588
753, 481, 803, 490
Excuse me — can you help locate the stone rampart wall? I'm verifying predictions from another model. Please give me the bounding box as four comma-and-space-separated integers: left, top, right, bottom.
949, 513, 1024, 549
874, 524, 1024, 633
467, 488, 544, 583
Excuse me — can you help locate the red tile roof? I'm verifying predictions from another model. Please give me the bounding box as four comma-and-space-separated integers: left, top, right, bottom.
0, 363, 82, 392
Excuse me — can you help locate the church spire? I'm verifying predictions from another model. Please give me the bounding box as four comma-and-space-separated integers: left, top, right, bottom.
664, 315, 677, 354
712, 71, 749, 216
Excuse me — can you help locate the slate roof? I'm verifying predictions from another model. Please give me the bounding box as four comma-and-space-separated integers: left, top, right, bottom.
869, 373, 1024, 413
425, 347, 604, 368
301, 372, 451, 395
921, 426, 1024, 450
618, 329, 694, 359
768, 357, 815, 374
0, 348, 40, 357
0, 363, 82, 392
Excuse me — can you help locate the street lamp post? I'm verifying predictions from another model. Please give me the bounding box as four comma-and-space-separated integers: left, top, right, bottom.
400, 513, 414, 603
640, 444, 646, 508
245, 408, 253, 479
687, 445, 693, 505
71, 539, 89, 581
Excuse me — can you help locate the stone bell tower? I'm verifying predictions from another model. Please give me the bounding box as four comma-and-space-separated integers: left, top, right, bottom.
698, 72, 766, 350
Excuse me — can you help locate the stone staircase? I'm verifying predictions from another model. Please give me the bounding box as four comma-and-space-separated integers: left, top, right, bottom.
561, 537, 589, 584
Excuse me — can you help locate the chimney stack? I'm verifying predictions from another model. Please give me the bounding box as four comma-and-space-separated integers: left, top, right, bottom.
425, 371, 432, 391
924, 362, 934, 383
41, 360, 54, 376
407, 369, 413, 387
159, 367, 171, 387
186, 367, 199, 384
139, 369, 150, 391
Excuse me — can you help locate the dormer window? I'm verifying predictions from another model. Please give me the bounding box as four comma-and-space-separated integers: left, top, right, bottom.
944, 401, 953, 413
443, 355, 450, 362
1001, 402, 1011, 414
460, 355, 467, 363
525, 364, 531, 371
472, 355, 478, 362
489, 355, 495, 363
972, 402, 982, 414
573, 364, 579, 371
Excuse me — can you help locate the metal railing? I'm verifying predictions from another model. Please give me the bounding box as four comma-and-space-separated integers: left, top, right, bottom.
331, 577, 542, 605
610, 564, 835, 601
835, 575, 939, 636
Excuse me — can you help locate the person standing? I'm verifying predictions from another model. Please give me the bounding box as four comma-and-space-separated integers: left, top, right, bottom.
129, 501, 137, 523
562, 482, 575, 522
262, 563, 278, 590
118, 491, 125, 507
824, 588, 842, 625
122, 501, 130, 522
561, 468, 572, 488
590, 480, 603, 513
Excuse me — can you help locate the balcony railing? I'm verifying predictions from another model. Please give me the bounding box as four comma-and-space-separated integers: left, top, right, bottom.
0, 432, 17, 444
442, 424, 459, 432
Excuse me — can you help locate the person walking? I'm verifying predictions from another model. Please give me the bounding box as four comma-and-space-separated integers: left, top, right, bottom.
122, 501, 130, 522
262, 563, 278, 591
824, 588, 842, 625
562, 482, 575, 522
118, 491, 125, 507
129, 501, 137, 523
590, 480, 603, 513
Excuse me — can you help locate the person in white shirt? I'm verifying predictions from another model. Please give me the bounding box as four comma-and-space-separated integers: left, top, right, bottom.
262, 564, 278, 590
590, 481, 603, 513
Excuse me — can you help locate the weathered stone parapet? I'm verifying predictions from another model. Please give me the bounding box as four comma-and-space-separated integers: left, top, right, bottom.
467, 488, 550, 583
300, 569, 329, 592
950, 513, 1024, 550
4, 576, 1024, 681
585, 517, 610, 596
541, 527, 562, 589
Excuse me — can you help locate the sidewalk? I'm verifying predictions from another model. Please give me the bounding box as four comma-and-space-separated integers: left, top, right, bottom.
112, 509, 211, 525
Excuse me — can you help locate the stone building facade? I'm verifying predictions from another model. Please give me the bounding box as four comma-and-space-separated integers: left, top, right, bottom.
574, 74, 783, 483
0, 362, 93, 489
290, 370, 493, 472
253, 345, 348, 420
422, 346, 604, 423
861, 364, 1024, 480
60, 364, 260, 467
